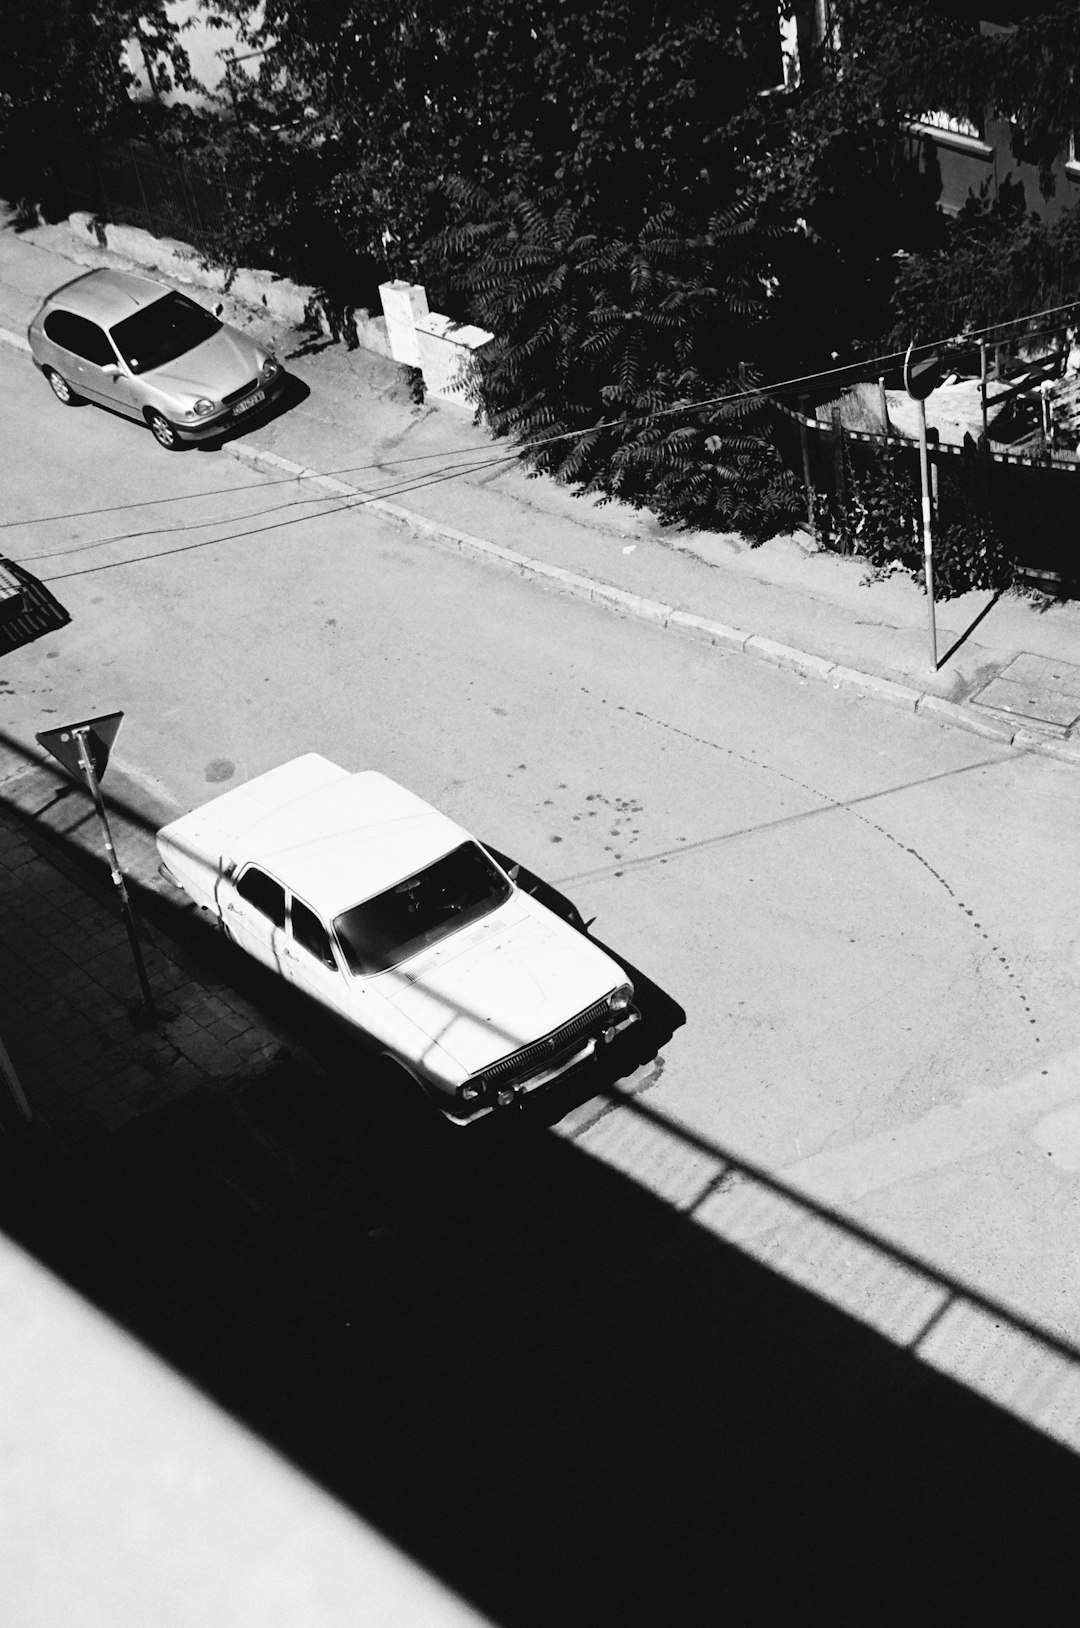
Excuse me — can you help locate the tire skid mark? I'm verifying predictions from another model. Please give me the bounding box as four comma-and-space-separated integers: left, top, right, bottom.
584, 688, 1042, 1043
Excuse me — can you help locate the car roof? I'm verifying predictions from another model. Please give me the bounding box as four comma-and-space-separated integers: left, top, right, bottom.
266, 810, 470, 917
248, 774, 470, 915
43, 268, 173, 324
166, 756, 476, 918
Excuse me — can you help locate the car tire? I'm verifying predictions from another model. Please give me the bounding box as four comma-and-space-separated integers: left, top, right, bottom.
45, 368, 80, 406
146, 410, 180, 450
373, 1057, 450, 1133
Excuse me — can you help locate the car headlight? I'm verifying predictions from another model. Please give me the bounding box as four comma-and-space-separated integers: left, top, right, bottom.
456, 1077, 488, 1114
259, 356, 280, 383
608, 984, 633, 1014
188, 397, 216, 418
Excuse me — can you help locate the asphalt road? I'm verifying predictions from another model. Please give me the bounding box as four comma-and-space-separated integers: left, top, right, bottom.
10, 346, 1080, 1617
6, 346, 1080, 1340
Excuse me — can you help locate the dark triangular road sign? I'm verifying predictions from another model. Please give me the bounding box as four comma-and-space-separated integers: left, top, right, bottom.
36, 711, 124, 784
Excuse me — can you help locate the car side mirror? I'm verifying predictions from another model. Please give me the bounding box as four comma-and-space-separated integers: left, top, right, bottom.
507, 862, 520, 882
102, 363, 121, 376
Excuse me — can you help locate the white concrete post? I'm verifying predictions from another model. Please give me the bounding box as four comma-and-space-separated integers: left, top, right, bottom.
414, 313, 494, 406
378, 281, 430, 368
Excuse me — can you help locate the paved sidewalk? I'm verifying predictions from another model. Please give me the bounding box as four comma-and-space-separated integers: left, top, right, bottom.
0, 753, 319, 1144
5, 211, 1080, 765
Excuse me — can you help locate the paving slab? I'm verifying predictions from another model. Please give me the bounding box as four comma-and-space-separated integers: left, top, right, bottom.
973, 651, 1080, 731
0, 763, 322, 1143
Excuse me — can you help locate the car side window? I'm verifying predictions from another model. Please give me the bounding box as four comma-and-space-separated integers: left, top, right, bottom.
43, 311, 81, 353
235, 866, 286, 927
290, 896, 337, 969
45, 310, 116, 368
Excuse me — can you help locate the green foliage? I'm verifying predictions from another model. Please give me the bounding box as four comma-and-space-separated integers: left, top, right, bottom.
888, 188, 1080, 347
0, 1, 192, 213
199, 0, 769, 268
822, 443, 1016, 599
733, 2, 1080, 368
779, 0, 1080, 178
130, 111, 382, 305
399, 365, 426, 407
425, 183, 801, 537
729, 5, 949, 370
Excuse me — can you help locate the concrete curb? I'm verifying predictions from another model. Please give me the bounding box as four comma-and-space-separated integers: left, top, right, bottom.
6, 322, 1080, 769
227, 439, 1080, 766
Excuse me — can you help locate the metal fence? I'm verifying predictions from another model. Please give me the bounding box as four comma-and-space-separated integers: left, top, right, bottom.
54, 136, 253, 261
774, 400, 1080, 588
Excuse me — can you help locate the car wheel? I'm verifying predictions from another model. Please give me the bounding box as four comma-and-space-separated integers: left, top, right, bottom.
373, 1058, 448, 1133
146, 410, 180, 450
45, 368, 80, 406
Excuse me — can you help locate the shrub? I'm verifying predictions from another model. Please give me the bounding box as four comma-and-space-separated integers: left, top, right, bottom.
822, 443, 1016, 597
423, 183, 802, 538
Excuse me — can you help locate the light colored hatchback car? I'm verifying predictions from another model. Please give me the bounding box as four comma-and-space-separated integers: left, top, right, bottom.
28, 267, 286, 448
157, 754, 640, 1124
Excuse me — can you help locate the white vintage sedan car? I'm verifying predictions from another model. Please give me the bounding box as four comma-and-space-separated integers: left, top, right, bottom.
157, 755, 639, 1123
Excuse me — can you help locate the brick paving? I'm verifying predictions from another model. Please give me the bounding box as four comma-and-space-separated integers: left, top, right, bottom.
0, 809, 311, 1145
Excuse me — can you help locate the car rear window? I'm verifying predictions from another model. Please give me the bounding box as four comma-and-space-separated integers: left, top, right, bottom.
109, 291, 222, 375
334, 842, 512, 976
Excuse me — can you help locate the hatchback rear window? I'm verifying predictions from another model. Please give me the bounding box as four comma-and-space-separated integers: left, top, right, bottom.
109, 291, 221, 374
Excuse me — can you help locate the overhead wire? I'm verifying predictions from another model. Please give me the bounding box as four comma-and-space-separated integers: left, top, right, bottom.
35, 442, 528, 581
19, 442, 522, 565
7, 292, 1078, 558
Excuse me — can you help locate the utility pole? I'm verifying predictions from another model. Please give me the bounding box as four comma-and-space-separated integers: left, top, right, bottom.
916, 396, 937, 670
904, 343, 944, 672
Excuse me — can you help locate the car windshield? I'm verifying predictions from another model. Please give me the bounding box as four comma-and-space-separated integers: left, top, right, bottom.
109, 291, 221, 375
333, 842, 512, 976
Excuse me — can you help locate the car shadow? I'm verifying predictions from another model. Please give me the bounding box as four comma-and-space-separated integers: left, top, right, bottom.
197, 370, 309, 450
481, 844, 686, 1124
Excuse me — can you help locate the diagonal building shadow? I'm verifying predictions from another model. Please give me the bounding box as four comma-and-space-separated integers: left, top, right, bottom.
4, 1062, 1080, 1624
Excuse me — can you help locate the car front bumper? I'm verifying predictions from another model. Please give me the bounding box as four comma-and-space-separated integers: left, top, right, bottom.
439, 1003, 641, 1126
172, 373, 288, 441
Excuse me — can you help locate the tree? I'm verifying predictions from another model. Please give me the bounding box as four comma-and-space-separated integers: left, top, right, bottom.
733, 3, 1080, 362
426, 182, 801, 536
0, 1, 193, 214
887, 187, 1080, 345
727, 2, 956, 370
198, 0, 776, 272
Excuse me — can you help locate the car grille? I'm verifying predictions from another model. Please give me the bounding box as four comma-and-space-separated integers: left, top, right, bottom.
483, 997, 612, 1087
222, 378, 258, 407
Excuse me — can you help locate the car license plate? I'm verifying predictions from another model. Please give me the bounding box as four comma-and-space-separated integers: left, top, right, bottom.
232, 389, 265, 417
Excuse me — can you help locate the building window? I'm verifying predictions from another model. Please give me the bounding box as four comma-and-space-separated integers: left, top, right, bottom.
913, 109, 982, 140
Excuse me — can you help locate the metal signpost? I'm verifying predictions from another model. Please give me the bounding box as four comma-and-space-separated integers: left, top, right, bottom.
0, 1031, 32, 1129
904, 343, 943, 671
36, 712, 157, 1025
